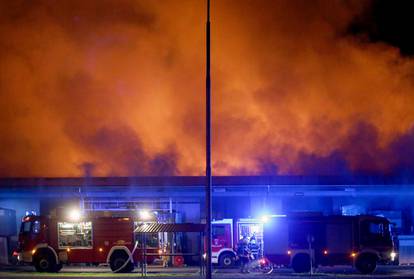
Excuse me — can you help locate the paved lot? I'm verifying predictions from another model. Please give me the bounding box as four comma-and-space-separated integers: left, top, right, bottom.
1, 265, 414, 278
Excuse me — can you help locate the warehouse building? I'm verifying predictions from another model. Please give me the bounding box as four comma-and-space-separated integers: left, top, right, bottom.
1, 175, 414, 233
1, 175, 414, 265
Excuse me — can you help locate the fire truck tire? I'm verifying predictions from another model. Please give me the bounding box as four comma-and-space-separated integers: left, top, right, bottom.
292, 253, 311, 273
355, 253, 377, 274
34, 251, 57, 272
219, 252, 236, 268
109, 251, 134, 273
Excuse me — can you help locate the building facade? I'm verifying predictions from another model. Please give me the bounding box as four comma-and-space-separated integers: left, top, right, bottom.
1, 175, 414, 234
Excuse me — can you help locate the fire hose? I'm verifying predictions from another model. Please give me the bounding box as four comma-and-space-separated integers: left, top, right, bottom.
113, 240, 139, 273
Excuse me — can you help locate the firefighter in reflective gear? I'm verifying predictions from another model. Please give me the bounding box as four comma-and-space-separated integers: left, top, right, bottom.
161, 243, 170, 267
248, 233, 260, 260
237, 236, 251, 273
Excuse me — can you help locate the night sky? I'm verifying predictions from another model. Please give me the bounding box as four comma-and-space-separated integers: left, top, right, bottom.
350, 0, 414, 56
0, 0, 413, 177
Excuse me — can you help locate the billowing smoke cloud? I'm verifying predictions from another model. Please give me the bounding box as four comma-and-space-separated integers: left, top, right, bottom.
0, 0, 413, 177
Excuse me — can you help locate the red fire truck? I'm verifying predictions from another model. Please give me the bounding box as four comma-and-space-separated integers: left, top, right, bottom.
263, 214, 396, 274
212, 218, 263, 267
16, 214, 160, 272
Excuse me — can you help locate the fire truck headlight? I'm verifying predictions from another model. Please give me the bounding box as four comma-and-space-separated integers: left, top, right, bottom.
68, 209, 81, 221
31, 249, 36, 255
391, 252, 397, 261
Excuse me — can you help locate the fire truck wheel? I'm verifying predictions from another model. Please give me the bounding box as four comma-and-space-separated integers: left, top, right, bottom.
109, 251, 134, 273
219, 253, 235, 268
292, 253, 311, 273
34, 251, 57, 272
355, 253, 377, 274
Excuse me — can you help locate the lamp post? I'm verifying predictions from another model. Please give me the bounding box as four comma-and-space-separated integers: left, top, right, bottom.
205, 0, 212, 278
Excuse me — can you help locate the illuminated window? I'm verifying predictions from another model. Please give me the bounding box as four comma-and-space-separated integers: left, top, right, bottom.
57, 222, 93, 249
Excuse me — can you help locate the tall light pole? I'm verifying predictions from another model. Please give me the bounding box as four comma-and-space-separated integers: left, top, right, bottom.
205, 0, 212, 278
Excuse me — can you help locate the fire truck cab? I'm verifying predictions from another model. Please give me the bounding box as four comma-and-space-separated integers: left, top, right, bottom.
16, 214, 159, 273
212, 218, 263, 267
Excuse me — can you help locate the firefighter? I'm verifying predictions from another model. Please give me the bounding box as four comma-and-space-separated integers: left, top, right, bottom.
161, 242, 170, 268
248, 233, 259, 260
237, 236, 251, 273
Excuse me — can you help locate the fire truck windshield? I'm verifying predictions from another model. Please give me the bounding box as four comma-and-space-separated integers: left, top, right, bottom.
20, 220, 40, 234
360, 220, 392, 246
21, 221, 31, 233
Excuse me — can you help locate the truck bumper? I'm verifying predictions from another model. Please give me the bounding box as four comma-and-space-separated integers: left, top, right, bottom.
17, 251, 33, 263
379, 251, 397, 264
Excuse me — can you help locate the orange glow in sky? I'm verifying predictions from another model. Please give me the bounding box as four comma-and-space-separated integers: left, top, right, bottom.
0, 0, 413, 177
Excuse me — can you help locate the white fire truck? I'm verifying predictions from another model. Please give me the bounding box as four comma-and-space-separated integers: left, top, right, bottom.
212, 218, 263, 267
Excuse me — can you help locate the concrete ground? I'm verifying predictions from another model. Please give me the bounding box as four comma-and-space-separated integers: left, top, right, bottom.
1, 265, 414, 278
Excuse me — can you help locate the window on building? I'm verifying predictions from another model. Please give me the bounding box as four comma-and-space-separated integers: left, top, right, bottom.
57, 222, 93, 249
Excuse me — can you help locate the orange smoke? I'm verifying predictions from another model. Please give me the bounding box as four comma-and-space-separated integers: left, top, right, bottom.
0, 0, 413, 177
